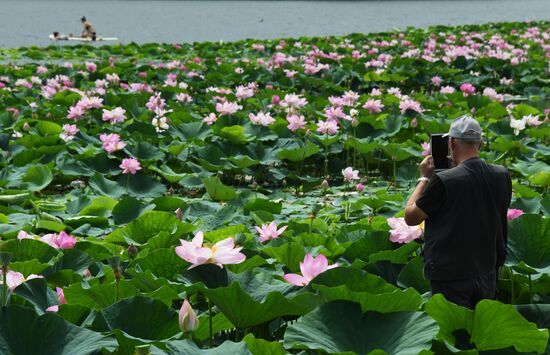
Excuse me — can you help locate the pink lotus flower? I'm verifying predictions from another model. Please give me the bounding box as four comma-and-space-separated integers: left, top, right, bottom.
36, 65, 48, 74
46, 287, 67, 312
342, 91, 360, 107
216, 101, 241, 116
356, 183, 365, 193
271, 95, 281, 105
67, 105, 85, 120
342, 167, 359, 182
421, 142, 431, 156
523, 114, 543, 127
85, 62, 97, 72
99, 133, 126, 153
78, 96, 104, 109
176, 93, 193, 103
440, 86, 456, 94
316, 120, 339, 135
119, 158, 141, 175
387, 217, 423, 243
249, 112, 275, 126
399, 99, 423, 114
280, 94, 308, 112
102, 107, 126, 124
460, 83, 476, 95
2, 271, 43, 293
283, 253, 338, 286
324, 106, 349, 121
40, 231, 77, 249
286, 114, 306, 131
202, 113, 218, 125
255, 222, 287, 243
362, 99, 384, 114
431, 76, 442, 86
179, 299, 199, 332
175, 231, 246, 269
507, 208, 524, 221
59, 124, 79, 142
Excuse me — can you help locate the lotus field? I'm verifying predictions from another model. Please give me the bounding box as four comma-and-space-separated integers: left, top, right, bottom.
1, 20, 550, 354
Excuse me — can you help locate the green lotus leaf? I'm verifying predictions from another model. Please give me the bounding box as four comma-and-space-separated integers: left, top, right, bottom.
311, 267, 423, 313
112, 196, 156, 225
243, 334, 286, 355
194, 313, 235, 342
516, 304, 550, 354
397, 255, 430, 294
262, 241, 306, 272
118, 172, 168, 199
425, 294, 549, 353
278, 142, 320, 162
78, 196, 118, 217
199, 272, 317, 328
12, 277, 58, 313
131, 248, 188, 279
88, 174, 125, 198
105, 211, 180, 245
0, 239, 58, 263
21, 165, 53, 191
0, 305, 117, 354
64, 281, 140, 309
92, 296, 180, 341
284, 300, 437, 354
202, 176, 237, 202
156, 339, 250, 355
9, 260, 51, 277
507, 214, 550, 273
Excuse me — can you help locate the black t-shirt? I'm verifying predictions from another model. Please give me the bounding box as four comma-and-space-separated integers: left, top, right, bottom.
416, 175, 445, 218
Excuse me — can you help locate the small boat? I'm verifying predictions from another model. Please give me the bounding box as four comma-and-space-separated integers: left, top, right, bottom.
49, 34, 118, 42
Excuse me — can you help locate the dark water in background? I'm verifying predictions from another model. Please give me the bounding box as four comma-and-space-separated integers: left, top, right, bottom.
0, 0, 549, 48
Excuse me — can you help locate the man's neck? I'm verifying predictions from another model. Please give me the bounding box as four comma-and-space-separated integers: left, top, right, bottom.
456, 152, 479, 165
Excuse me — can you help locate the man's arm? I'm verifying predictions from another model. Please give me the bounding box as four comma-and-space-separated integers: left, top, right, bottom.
404, 181, 429, 226
404, 155, 435, 226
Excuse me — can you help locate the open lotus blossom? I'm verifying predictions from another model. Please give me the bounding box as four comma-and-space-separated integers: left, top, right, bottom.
46, 287, 67, 312
119, 158, 141, 175
59, 124, 79, 142
2, 271, 43, 293
363, 99, 384, 114
175, 231, 246, 269
216, 101, 241, 116
316, 119, 339, 135
387, 217, 423, 243
67, 105, 85, 120
440, 86, 456, 94
179, 299, 199, 332
255, 221, 287, 243
507, 208, 524, 221
249, 112, 275, 126
283, 253, 339, 286
523, 114, 543, 127
102, 107, 126, 124
286, 114, 307, 131
342, 167, 359, 183
421, 142, 431, 156
460, 83, 476, 95
99, 133, 126, 153
40, 231, 77, 249
202, 113, 218, 125
431, 76, 442, 86
280, 93, 308, 112
399, 99, 423, 114
510, 118, 526, 135
152, 116, 170, 132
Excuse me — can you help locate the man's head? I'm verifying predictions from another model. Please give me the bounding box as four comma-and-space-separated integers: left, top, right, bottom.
444, 115, 482, 165
81, 16, 87, 23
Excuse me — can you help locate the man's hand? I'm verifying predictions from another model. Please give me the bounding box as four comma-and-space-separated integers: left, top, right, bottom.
420, 155, 435, 178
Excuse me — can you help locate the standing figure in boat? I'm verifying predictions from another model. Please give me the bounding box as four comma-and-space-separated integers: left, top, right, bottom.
81, 16, 97, 41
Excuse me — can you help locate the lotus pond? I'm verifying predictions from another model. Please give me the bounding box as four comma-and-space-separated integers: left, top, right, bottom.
0, 20, 550, 355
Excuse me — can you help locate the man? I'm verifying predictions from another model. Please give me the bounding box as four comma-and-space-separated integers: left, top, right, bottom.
404, 115, 512, 309
81, 16, 97, 40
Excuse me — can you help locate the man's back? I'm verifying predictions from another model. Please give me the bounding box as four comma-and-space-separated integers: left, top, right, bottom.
419, 157, 512, 281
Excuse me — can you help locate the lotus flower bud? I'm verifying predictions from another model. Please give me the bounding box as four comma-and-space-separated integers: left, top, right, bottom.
179, 299, 199, 332
271, 95, 280, 105
22, 122, 30, 131
82, 269, 91, 278
127, 244, 138, 259
410, 118, 418, 128
356, 183, 365, 193
320, 179, 329, 190
175, 208, 183, 221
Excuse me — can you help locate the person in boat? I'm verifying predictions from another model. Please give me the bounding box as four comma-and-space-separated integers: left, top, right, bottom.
52, 31, 68, 40
81, 16, 97, 41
